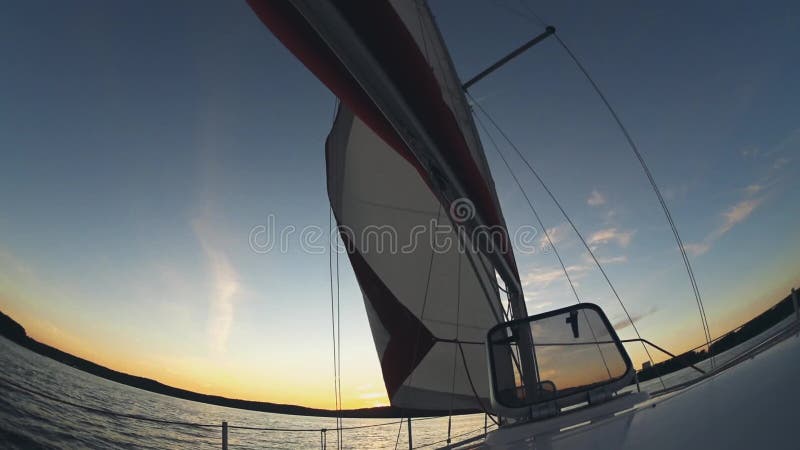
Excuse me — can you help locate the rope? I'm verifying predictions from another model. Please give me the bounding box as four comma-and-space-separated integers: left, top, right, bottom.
469, 93, 666, 390
335, 211, 343, 449
395, 206, 443, 450
393, 418, 405, 450
329, 97, 345, 449
471, 94, 613, 380
446, 249, 463, 446
551, 32, 714, 368
328, 207, 343, 445
490, 0, 712, 372
457, 342, 500, 427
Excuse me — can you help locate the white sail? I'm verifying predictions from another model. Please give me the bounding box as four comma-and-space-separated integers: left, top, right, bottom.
327, 106, 505, 409
249, 0, 526, 411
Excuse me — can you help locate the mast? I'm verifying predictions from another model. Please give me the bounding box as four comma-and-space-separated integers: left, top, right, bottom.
419, 0, 540, 391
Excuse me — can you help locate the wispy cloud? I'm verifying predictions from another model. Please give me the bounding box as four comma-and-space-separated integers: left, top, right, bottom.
681, 242, 711, 257
538, 222, 570, 250
193, 218, 240, 354
587, 189, 606, 207
744, 184, 763, 195
530, 301, 554, 310
714, 198, 762, 238
683, 196, 763, 257
740, 147, 760, 159
521, 265, 588, 288
773, 157, 791, 170
662, 183, 690, 201
588, 228, 635, 248
522, 268, 567, 288
613, 306, 659, 331
583, 254, 628, 265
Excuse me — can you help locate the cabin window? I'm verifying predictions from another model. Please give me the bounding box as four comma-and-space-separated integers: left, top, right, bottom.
487, 303, 633, 409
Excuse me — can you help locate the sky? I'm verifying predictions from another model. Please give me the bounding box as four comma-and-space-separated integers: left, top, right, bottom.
1, 1, 798, 409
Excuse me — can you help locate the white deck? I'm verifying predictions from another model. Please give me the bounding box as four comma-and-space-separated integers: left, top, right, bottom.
485, 330, 800, 449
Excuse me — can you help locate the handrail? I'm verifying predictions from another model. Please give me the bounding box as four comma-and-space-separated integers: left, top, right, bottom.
620, 338, 706, 376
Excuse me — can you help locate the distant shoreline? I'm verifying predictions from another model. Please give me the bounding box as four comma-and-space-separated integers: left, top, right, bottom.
635, 288, 799, 382
2, 287, 796, 417
0, 311, 474, 418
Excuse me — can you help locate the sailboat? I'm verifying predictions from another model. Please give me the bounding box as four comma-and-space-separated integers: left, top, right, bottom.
246, 1, 800, 448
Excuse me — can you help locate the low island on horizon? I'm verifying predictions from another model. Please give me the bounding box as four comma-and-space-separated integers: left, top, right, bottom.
1, 286, 797, 419
0, 309, 473, 419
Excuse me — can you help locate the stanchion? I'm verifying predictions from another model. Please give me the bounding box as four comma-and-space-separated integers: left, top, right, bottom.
407, 417, 413, 449
221, 421, 228, 450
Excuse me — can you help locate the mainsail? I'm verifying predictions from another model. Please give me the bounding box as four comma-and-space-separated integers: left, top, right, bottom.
249, 0, 528, 411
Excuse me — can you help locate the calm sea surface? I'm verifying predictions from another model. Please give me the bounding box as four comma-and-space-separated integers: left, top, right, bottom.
0, 337, 490, 449
1, 317, 793, 449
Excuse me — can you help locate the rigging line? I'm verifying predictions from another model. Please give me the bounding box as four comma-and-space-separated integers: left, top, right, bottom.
446, 249, 463, 446
395, 205, 443, 450
551, 33, 714, 366
453, 223, 530, 402
329, 98, 343, 442
472, 99, 613, 379
517, 0, 549, 28
457, 342, 501, 427
393, 415, 404, 450
488, 0, 542, 26
469, 94, 665, 390
328, 208, 342, 442
335, 222, 343, 449
461, 232, 505, 325
492, 0, 711, 369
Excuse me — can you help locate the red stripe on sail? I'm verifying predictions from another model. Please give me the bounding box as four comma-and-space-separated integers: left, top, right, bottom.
337, 230, 436, 398
333, 0, 520, 278
246, 0, 423, 176
247, 0, 519, 277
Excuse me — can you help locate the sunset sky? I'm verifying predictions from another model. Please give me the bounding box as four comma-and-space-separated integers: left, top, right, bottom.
1, 1, 798, 409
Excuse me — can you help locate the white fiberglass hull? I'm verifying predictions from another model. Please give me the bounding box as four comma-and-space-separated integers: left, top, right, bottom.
484, 329, 800, 449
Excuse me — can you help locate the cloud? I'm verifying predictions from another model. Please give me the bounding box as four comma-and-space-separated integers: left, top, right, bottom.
580, 252, 628, 265
538, 222, 570, 250
662, 183, 690, 201
522, 268, 566, 288
529, 301, 554, 310
521, 265, 588, 288
193, 218, 240, 354
588, 228, 635, 247
744, 184, 763, 195
773, 157, 790, 170
613, 307, 658, 331
684, 196, 763, 257
591, 255, 628, 265
740, 147, 760, 159
587, 189, 606, 207
715, 198, 762, 238
681, 242, 711, 257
